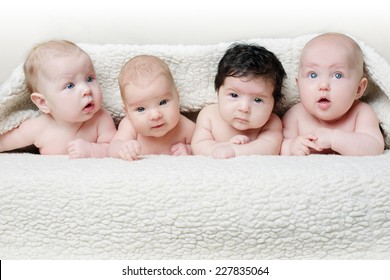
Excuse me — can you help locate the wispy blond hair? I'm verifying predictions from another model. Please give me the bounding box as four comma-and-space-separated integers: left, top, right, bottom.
118, 55, 175, 100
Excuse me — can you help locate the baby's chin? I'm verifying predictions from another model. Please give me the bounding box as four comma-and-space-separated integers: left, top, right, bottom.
312, 111, 347, 122
231, 123, 261, 132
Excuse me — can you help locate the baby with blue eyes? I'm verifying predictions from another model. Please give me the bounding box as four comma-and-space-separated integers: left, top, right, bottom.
109, 55, 195, 161
191, 43, 286, 159
281, 32, 384, 156
0, 40, 117, 158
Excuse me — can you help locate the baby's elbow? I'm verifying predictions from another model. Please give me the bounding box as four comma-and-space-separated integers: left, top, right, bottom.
190, 140, 210, 156
190, 142, 202, 156
371, 135, 385, 155
270, 140, 282, 155
372, 141, 385, 155
270, 133, 283, 155
108, 141, 120, 158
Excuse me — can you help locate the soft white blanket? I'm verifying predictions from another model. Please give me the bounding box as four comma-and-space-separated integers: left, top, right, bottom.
1, 152, 390, 259
1, 34, 390, 259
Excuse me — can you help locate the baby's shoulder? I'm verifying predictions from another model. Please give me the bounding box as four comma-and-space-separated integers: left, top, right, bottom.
117, 115, 133, 129
201, 103, 218, 112
282, 102, 307, 119
197, 103, 218, 118
91, 108, 113, 121
348, 100, 376, 118
351, 100, 373, 111
28, 113, 53, 128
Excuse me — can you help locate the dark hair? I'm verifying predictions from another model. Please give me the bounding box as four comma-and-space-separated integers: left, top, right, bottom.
214, 43, 286, 102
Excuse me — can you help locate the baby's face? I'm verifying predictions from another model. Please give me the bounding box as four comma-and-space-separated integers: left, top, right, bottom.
123, 74, 181, 137
297, 35, 366, 121
217, 76, 275, 131
36, 52, 103, 123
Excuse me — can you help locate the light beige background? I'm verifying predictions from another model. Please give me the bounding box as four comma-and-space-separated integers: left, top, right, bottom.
1, 0, 389, 83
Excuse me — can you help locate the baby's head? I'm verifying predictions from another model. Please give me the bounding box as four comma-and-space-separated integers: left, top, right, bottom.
214, 43, 286, 103
118, 55, 181, 137
297, 33, 368, 121
118, 55, 176, 100
24, 40, 92, 94
299, 33, 366, 79
23, 40, 103, 122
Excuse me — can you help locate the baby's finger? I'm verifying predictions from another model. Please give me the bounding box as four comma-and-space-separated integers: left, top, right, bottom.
303, 138, 322, 151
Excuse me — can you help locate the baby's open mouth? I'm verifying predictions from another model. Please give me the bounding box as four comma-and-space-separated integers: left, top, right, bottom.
317, 97, 331, 110
152, 124, 164, 129
318, 97, 330, 103
83, 102, 95, 112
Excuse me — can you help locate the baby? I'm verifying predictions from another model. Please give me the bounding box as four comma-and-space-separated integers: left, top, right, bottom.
109, 55, 195, 161
0, 40, 116, 158
281, 33, 384, 155
191, 43, 286, 159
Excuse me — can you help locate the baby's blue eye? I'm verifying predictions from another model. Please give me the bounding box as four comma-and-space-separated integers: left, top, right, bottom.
159, 99, 168, 106
86, 76, 94, 83
230, 93, 239, 98
254, 98, 263, 104
137, 107, 145, 112
66, 83, 75, 89
334, 73, 343, 79
309, 72, 317, 79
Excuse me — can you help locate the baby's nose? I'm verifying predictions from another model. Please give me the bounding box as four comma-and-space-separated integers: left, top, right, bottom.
149, 109, 162, 120
81, 84, 92, 96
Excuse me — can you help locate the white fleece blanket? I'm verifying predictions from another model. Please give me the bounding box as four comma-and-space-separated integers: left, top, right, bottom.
1, 152, 390, 259
1, 35, 390, 259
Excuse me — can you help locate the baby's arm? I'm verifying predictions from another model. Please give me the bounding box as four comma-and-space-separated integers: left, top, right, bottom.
192, 108, 282, 158
170, 116, 196, 156
0, 116, 44, 152
191, 107, 224, 157
312, 104, 384, 155
281, 105, 322, 156
67, 109, 117, 159
108, 117, 140, 161
229, 113, 283, 156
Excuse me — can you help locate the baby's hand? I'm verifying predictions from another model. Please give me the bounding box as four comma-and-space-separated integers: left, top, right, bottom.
311, 127, 333, 150
170, 142, 191, 156
289, 134, 322, 156
229, 135, 250, 145
119, 140, 141, 161
212, 145, 236, 159
67, 139, 92, 159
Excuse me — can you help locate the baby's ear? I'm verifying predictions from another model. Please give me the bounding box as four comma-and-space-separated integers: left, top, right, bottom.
31, 93, 51, 114
356, 77, 368, 99
176, 88, 180, 99
122, 103, 131, 119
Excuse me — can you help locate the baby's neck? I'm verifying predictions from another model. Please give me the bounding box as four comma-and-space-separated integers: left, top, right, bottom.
50, 115, 86, 133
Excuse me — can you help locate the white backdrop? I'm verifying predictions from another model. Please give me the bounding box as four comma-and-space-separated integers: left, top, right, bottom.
1, 0, 389, 83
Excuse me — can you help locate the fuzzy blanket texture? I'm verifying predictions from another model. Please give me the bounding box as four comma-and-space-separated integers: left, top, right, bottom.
1, 34, 390, 259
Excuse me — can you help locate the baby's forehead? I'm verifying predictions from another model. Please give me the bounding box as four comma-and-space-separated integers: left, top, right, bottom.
127, 71, 174, 92
301, 35, 364, 68
38, 53, 94, 82
303, 34, 362, 58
